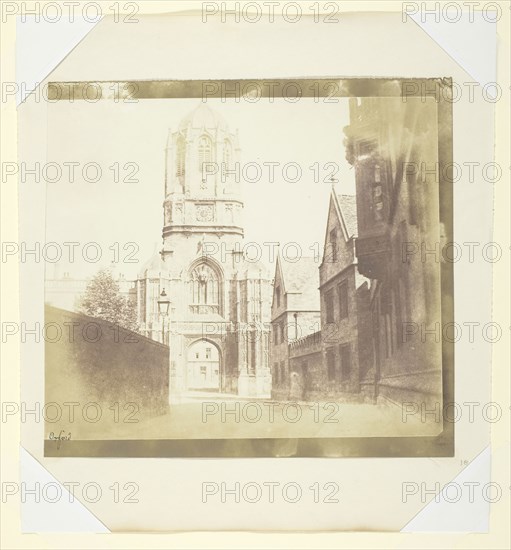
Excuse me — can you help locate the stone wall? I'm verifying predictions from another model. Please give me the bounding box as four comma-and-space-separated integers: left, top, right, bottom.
45, 305, 170, 418
288, 331, 322, 400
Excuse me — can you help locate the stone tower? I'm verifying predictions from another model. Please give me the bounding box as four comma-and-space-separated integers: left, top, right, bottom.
137, 103, 272, 399
162, 102, 244, 258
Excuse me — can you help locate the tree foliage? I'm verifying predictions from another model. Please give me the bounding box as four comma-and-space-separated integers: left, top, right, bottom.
79, 268, 139, 333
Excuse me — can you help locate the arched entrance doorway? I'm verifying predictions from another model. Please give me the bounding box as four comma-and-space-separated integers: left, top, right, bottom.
186, 340, 220, 391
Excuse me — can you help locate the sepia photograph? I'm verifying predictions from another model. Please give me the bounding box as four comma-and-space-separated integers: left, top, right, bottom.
42, 79, 453, 457
4, 1, 506, 541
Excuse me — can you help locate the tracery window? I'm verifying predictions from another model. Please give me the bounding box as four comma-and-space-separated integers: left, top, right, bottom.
189, 263, 220, 312
176, 136, 186, 177
198, 135, 213, 171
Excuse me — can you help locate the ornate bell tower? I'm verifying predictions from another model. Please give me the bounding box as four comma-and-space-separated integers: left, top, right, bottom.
161, 103, 243, 261
146, 103, 272, 400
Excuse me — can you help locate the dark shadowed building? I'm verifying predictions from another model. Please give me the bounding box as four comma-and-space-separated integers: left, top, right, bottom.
344, 96, 442, 406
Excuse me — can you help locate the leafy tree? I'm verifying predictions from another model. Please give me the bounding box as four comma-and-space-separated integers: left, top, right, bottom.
78, 268, 139, 333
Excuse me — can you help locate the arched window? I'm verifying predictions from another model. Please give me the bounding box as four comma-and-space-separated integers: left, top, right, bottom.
198, 135, 212, 171
189, 263, 220, 313
176, 136, 186, 177
223, 139, 232, 169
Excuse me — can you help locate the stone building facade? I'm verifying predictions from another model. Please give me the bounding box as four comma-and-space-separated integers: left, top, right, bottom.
318, 191, 372, 398
45, 104, 272, 399
270, 254, 321, 400
343, 95, 442, 406
269, 191, 372, 401
46, 265, 135, 313
133, 103, 273, 399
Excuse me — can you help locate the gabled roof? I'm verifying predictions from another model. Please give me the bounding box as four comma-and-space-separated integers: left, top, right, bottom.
335, 194, 358, 239
278, 255, 320, 311
319, 190, 358, 270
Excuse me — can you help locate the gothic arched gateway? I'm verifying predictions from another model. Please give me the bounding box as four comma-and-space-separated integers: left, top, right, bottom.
186, 339, 221, 391
137, 103, 272, 400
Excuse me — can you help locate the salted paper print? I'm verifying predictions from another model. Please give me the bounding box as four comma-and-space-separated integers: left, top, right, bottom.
41, 78, 453, 457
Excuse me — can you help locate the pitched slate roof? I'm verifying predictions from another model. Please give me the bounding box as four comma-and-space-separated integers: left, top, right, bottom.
336, 194, 358, 238
280, 256, 320, 311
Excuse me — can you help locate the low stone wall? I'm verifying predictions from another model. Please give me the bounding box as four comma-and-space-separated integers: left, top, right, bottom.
287, 331, 323, 400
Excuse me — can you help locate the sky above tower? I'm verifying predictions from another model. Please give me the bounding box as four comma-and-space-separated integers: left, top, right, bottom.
45, 97, 355, 280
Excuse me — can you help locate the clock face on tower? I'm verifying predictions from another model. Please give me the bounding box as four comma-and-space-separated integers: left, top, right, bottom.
195, 204, 214, 222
